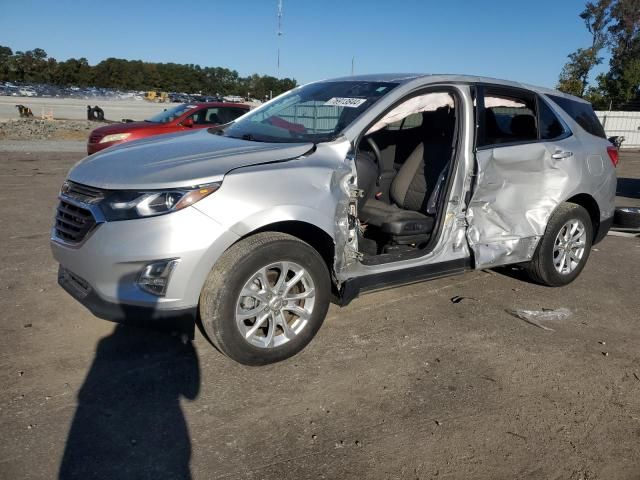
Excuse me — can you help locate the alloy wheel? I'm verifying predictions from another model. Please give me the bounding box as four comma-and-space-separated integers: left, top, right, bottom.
553, 219, 587, 274
235, 261, 316, 348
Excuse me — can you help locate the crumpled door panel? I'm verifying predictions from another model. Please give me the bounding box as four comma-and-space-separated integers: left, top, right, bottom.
466, 139, 578, 268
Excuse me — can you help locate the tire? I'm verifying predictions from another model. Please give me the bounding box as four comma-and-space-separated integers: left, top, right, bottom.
199, 232, 331, 365
613, 207, 640, 228
524, 202, 593, 286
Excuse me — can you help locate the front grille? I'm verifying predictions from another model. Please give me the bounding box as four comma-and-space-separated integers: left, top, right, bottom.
63, 181, 106, 204
55, 200, 96, 244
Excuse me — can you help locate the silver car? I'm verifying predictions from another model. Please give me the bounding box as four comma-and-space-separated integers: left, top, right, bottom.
51, 74, 617, 365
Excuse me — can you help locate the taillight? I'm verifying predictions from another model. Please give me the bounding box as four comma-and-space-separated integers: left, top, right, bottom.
607, 145, 619, 167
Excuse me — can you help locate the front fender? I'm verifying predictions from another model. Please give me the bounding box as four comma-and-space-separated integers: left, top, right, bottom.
226, 205, 336, 240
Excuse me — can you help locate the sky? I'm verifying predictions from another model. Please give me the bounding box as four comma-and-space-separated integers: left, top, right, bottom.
0, 0, 606, 88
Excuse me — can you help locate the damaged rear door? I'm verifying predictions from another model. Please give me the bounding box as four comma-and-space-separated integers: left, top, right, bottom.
466, 85, 576, 268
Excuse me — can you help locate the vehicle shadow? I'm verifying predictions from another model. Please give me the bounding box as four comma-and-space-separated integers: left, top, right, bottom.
617, 177, 640, 199
490, 265, 540, 285
59, 278, 200, 480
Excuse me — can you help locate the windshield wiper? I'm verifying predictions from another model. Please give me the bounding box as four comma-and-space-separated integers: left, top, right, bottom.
224, 133, 262, 141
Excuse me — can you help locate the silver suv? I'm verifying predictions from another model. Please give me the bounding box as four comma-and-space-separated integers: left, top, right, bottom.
51, 74, 617, 365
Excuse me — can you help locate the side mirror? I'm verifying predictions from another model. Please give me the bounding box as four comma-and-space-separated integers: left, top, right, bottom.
182, 117, 194, 128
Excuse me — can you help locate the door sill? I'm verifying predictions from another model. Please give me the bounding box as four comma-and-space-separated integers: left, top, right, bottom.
336, 258, 470, 306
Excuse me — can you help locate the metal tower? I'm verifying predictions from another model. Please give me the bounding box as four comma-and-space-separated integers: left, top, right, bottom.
277, 0, 283, 78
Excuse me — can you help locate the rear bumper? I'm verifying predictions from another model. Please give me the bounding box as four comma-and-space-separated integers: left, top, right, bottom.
594, 215, 613, 244
58, 266, 196, 336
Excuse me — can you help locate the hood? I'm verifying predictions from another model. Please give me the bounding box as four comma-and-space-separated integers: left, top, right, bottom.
69, 129, 314, 190
91, 121, 158, 136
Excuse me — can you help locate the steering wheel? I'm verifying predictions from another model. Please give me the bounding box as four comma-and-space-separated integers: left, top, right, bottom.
365, 136, 383, 184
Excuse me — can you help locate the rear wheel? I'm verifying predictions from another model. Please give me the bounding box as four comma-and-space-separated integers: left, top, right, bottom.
199, 232, 331, 365
524, 202, 593, 286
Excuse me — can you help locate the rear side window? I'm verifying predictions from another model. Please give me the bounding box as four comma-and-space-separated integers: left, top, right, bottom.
189, 107, 248, 125
538, 98, 567, 140
220, 107, 248, 123
548, 95, 605, 138
479, 89, 537, 147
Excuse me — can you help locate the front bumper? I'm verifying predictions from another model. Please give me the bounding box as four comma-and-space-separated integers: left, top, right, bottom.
51, 202, 240, 316
58, 265, 197, 335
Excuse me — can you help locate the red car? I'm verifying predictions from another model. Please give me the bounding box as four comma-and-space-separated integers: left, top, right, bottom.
87, 102, 250, 154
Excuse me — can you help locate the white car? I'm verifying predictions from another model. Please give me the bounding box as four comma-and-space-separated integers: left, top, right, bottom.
18, 87, 36, 97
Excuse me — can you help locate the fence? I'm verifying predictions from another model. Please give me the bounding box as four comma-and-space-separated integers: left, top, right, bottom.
277, 104, 341, 133
595, 111, 640, 149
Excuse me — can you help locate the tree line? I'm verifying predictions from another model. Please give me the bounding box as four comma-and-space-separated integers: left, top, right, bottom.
0, 46, 297, 99
558, 0, 639, 109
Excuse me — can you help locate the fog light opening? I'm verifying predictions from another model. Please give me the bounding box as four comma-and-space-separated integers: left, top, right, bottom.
137, 259, 180, 296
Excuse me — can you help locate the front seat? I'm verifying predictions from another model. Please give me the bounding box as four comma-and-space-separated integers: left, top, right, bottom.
360, 142, 449, 244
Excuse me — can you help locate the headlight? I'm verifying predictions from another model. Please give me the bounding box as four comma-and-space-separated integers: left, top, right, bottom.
99, 133, 131, 143
100, 183, 221, 220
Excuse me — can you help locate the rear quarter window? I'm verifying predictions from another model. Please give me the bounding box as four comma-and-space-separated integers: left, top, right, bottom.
538, 98, 568, 140
547, 95, 605, 139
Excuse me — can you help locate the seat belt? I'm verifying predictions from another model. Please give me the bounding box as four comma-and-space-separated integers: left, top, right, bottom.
426, 164, 449, 215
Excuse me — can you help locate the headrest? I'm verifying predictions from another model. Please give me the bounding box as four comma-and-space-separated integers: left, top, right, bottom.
423, 107, 454, 140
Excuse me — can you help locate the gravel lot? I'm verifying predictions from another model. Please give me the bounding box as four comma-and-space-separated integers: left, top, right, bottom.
0, 119, 94, 142
0, 97, 174, 122
0, 145, 638, 480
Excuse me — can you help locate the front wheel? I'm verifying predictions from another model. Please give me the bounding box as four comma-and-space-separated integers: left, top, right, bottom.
524, 202, 593, 286
199, 232, 331, 365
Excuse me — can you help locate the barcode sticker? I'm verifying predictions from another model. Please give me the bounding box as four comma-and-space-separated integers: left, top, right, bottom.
324, 97, 367, 108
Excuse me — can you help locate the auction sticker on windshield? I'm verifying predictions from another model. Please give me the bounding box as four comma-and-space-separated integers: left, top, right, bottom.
324, 97, 367, 108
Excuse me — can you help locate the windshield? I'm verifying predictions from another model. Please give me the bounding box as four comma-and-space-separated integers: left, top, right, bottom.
145, 104, 196, 123
222, 81, 398, 143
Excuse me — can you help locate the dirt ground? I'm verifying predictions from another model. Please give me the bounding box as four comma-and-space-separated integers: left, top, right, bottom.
0, 147, 639, 480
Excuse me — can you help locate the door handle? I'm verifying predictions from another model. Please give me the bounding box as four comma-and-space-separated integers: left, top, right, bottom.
551, 150, 573, 159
